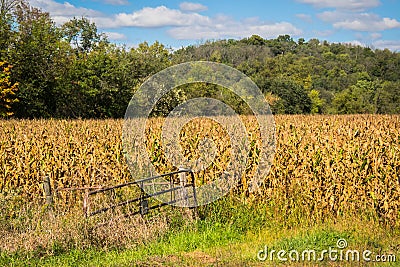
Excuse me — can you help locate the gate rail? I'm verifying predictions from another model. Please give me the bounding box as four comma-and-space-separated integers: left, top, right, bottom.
83, 168, 197, 218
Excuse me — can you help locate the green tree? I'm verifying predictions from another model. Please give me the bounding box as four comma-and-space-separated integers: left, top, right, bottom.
245, 35, 265, 46
57, 41, 172, 118
308, 89, 325, 114
374, 81, 400, 114
61, 17, 105, 55
263, 77, 311, 114
0, 0, 19, 57
332, 79, 377, 114
266, 35, 297, 55
10, 2, 68, 117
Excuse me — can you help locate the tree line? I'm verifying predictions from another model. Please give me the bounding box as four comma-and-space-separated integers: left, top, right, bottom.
1, 0, 399, 118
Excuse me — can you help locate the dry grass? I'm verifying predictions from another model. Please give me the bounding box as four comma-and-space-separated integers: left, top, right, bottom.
0, 203, 171, 254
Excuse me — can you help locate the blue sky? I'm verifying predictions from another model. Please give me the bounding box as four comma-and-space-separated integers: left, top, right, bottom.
30, 0, 400, 51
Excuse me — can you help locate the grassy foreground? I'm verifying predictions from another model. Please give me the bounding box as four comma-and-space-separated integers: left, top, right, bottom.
1, 199, 399, 266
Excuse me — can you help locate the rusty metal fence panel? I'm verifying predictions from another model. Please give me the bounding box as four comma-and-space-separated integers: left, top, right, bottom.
83, 168, 197, 218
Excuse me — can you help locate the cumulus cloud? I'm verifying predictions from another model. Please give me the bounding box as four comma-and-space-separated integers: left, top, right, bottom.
296, 0, 380, 11
370, 32, 382, 40
296, 13, 313, 23
341, 36, 400, 52
110, 6, 302, 40
168, 19, 302, 40
373, 40, 400, 51
102, 0, 129, 5
114, 6, 210, 27
179, 2, 208, 12
313, 29, 334, 37
104, 32, 127, 40
344, 40, 366, 47
318, 11, 400, 31
29, 1, 302, 42
30, 0, 104, 24
334, 17, 400, 31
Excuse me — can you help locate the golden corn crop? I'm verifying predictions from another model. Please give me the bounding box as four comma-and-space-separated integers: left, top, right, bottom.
0, 115, 399, 225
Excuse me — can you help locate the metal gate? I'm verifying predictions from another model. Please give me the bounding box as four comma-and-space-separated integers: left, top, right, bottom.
83, 168, 197, 218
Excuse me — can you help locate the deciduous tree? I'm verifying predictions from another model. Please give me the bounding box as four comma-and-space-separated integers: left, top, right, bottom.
0, 61, 18, 117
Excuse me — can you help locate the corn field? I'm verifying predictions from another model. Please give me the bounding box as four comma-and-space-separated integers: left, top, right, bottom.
0, 115, 399, 225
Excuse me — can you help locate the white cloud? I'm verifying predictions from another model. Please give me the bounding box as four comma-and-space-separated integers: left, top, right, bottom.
30, 0, 104, 24
179, 2, 208, 12
114, 6, 211, 27
334, 17, 400, 31
344, 40, 366, 47
340, 35, 400, 51
373, 40, 400, 51
110, 5, 302, 40
29, 1, 303, 41
313, 29, 334, 37
29, 2, 209, 29
168, 20, 302, 40
296, 13, 312, 23
318, 11, 400, 31
339, 39, 400, 51
370, 32, 382, 39
296, 0, 380, 11
104, 31, 127, 40
102, 0, 129, 5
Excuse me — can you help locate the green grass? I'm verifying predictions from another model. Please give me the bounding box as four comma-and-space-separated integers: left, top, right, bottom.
1, 197, 400, 266
2, 221, 398, 266
0, 219, 240, 266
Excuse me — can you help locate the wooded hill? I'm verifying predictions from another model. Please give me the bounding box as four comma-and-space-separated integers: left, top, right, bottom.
1, 1, 399, 118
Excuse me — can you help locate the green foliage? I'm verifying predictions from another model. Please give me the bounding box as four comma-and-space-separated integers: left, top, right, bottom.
259, 77, 311, 114
176, 36, 399, 115
375, 81, 400, 114
0, 1, 399, 117
61, 17, 104, 55
10, 2, 66, 117
0, 0, 17, 58
308, 89, 325, 114
332, 79, 378, 114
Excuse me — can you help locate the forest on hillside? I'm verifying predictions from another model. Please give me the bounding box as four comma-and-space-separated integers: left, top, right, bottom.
1, 0, 400, 118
